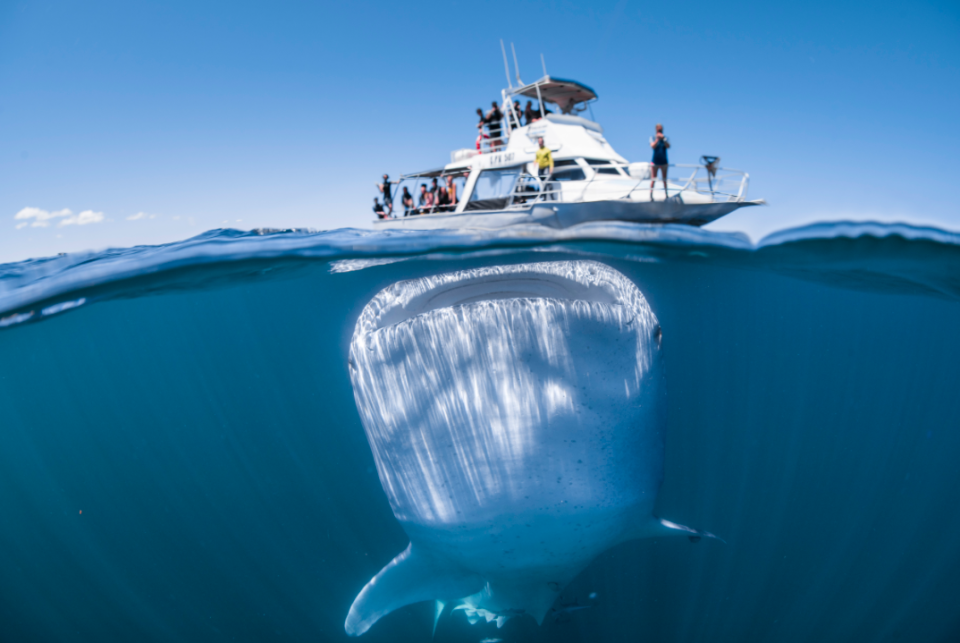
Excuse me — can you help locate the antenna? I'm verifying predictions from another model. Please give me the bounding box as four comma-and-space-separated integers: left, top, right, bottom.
511, 42, 523, 86
500, 40, 512, 89
541, 53, 547, 77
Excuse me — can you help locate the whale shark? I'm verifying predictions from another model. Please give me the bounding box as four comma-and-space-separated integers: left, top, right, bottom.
345, 260, 718, 636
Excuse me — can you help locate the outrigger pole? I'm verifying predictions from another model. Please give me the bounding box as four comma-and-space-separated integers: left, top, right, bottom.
500, 40, 513, 89
511, 42, 523, 86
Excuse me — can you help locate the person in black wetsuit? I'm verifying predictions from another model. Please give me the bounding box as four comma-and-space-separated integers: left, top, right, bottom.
485, 101, 503, 149
649, 124, 671, 200
373, 197, 386, 219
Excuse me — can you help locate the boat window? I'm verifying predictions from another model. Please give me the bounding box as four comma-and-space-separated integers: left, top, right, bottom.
552, 166, 586, 181
584, 158, 624, 175
466, 167, 522, 211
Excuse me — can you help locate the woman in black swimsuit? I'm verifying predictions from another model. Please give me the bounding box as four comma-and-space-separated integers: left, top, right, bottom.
649, 124, 670, 199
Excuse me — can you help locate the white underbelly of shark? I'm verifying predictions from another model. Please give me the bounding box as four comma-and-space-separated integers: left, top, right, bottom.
345, 260, 718, 636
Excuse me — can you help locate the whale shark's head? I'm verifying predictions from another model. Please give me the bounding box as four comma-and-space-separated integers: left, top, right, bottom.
346, 260, 676, 635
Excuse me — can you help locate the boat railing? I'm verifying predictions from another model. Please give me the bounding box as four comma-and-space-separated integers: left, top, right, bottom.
508, 161, 749, 206
476, 120, 510, 154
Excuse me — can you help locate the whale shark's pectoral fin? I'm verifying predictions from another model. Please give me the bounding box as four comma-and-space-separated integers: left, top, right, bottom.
432, 601, 445, 638
651, 516, 725, 544
345, 543, 484, 636
629, 516, 725, 544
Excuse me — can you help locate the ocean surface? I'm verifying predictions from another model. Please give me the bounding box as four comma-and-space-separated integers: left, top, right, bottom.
1, 221, 959, 642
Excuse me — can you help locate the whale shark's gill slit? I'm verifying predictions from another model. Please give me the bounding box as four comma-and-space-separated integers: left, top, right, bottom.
346, 260, 718, 636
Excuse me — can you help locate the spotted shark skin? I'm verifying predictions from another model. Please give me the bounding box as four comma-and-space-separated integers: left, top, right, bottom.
345, 261, 718, 636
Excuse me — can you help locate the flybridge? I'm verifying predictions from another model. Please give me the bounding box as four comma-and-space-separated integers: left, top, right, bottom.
508, 76, 598, 114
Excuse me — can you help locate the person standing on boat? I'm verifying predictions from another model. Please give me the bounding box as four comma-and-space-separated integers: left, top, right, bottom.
525, 101, 538, 124
649, 124, 670, 200
512, 101, 524, 127
536, 137, 554, 190
376, 174, 394, 216
485, 101, 504, 150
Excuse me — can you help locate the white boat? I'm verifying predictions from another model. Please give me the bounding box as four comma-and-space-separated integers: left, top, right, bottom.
375, 74, 763, 230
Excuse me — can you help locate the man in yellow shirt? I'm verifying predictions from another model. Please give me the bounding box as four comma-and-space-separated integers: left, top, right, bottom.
535, 137, 554, 181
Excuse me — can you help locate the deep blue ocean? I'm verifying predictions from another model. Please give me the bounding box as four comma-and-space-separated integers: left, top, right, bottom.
1, 221, 959, 642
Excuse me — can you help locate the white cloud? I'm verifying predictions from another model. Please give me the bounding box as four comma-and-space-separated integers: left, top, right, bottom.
59, 210, 104, 226
15, 207, 73, 228
127, 212, 157, 221
14, 207, 105, 229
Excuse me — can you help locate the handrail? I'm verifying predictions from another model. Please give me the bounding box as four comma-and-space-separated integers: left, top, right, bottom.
504, 161, 749, 206
381, 160, 750, 221
476, 119, 510, 154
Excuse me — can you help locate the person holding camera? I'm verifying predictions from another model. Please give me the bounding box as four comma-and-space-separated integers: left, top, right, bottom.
649, 124, 670, 200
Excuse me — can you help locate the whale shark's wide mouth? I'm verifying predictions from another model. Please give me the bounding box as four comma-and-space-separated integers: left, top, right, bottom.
355, 260, 655, 334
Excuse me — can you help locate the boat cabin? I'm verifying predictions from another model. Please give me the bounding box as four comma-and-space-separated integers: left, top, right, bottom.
395, 76, 643, 216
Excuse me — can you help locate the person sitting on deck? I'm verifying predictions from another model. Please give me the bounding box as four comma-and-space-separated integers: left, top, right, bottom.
445, 175, 458, 205
373, 197, 386, 219
419, 184, 434, 213
437, 184, 450, 210
376, 174, 393, 217
401, 187, 414, 217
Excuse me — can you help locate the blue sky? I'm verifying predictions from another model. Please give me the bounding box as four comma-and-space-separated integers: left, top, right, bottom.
1, 0, 958, 263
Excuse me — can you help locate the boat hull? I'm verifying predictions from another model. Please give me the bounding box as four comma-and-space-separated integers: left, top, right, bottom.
373, 199, 763, 230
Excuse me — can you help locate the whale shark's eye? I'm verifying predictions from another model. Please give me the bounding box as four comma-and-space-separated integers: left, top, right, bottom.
655, 325, 662, 347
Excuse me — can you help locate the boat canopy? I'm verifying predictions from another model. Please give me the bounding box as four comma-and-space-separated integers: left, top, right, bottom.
509, 76, 598, 107
400, 167, 451, 179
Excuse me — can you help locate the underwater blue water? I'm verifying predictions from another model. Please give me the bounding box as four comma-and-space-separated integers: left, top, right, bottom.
1, 221, 959, 642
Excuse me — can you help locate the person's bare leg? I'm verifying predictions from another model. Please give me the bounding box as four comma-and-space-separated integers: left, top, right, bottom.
661, 166, 669, 199
649, 166, 658, 200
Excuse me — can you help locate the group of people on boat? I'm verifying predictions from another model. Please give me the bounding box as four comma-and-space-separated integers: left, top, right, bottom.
374, 174, 463, 219
372, 123, 673, 219
475, 100, 552, 152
